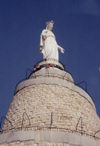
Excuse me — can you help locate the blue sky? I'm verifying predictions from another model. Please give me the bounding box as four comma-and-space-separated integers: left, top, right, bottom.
0, 0, 100, 118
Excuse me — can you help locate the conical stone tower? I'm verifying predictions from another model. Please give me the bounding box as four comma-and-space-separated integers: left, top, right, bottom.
0, 21, 100, 146
0, 59, 100, 146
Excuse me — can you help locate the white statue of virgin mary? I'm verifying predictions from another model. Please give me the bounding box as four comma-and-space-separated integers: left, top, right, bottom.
40, 21, 64, 61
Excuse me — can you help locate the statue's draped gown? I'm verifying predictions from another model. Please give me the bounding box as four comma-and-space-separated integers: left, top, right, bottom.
40, 29, 58, 61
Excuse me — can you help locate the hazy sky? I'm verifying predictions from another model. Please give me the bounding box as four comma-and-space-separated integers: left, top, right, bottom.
0, 0, 100, 119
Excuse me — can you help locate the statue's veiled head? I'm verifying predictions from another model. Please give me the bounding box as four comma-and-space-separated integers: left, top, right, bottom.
46, 20, 54, 31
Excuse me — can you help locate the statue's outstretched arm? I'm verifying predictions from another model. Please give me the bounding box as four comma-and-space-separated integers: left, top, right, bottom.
58, 45, 64, 53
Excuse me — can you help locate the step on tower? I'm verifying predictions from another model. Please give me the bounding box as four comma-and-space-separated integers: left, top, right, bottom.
0, 21, 100, 146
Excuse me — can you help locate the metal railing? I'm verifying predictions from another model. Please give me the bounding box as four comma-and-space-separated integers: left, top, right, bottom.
0, 112, 100, 140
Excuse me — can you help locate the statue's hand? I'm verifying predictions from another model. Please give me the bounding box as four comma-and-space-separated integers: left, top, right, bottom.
40, 46, 45, 54
58, 45, 64, 53
60, 48, 64, 53
40, 47, 43, 53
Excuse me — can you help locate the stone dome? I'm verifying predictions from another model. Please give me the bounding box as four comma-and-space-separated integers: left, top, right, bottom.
0, 60, 100, 146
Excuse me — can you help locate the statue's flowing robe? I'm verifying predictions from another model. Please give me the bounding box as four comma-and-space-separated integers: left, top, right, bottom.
40, 29, 59, 61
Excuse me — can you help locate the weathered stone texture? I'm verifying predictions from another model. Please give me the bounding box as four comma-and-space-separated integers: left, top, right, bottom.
1, 64, 100, 145
3, 84, 100, 137
0, 141, 71, 146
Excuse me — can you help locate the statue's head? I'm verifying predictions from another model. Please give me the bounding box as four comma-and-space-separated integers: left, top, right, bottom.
46, 20, 54, 31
